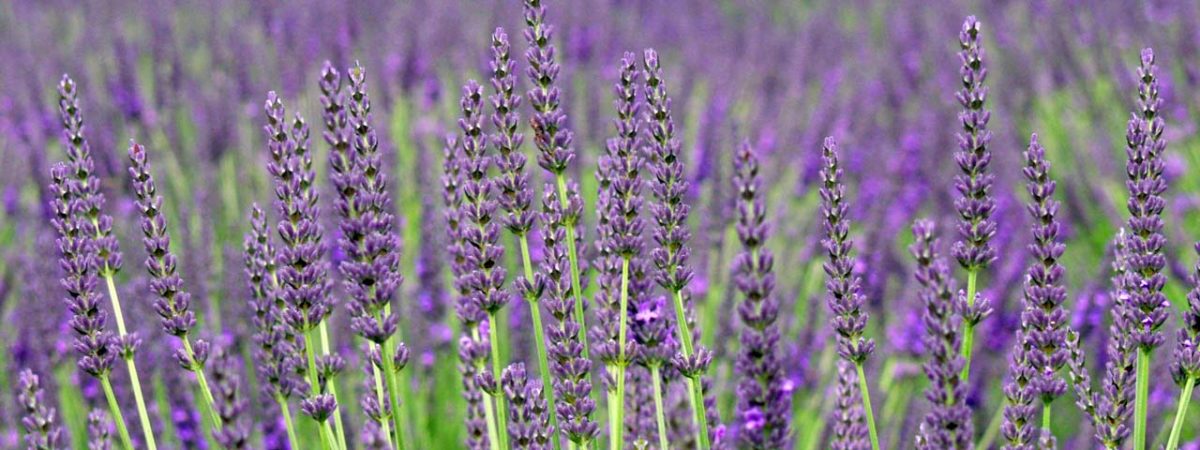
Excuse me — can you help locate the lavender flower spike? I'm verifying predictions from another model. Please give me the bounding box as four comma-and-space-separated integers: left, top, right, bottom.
1125, 47, 1168, 450
910, 220, 971, 449
502, 363, 554, 450
643, 47, 717, 449
1167, 241, 1200, 448
128, 140, 224, 431
54, 74, 148, 449
263, 91, 340, 449
731, 142, 789, 449
951, 16, 997, 383
18, 369, 62, 450
820, 137, 878, 450
523, 0, 591, 365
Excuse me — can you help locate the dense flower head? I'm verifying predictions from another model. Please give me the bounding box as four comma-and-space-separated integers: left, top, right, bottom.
731, 142, 789, 449
1000, 330, 1037, 448
127, 141, 198, 341
86, 410, 110, 450
456, 80, 509, 316
50, 162, 116, 378
502, 363, 554, 450
18, 369, 63, 450
489, 27, 534, 238
458, 335, 489, 450
263, 92, 334, 332
242, 203, 301, 399
523, 0, 574, 175
539, 185, 598, 444
910, 219, 971, 449
643, 48, 695, 297
57, 74, 123, 277
1122, 47, 1169, 351
1015, 134, 1068, 402
819, 137, 874, 364
1094, 231, 1137, 447
951, 16, 996, 273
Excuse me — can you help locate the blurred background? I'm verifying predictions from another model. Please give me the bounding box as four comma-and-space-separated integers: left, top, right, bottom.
2, 0, 1200, 448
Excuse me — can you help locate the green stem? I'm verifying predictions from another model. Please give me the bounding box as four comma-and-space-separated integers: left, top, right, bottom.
1042, 400, 1052, 433
100, 375, 135, 450
276, 394, 300, 449
1167, 376, 1196, 450
960, 269, 978, 383
368, 341, 395, 447
855, 363, 880, 450
556, 175, 590, 361
520, 234, 563, 450
318, 321, 349, 450
650, 365, 669, 450
104, 274, 157, 450
473, 325, 502, 450
976, 398, 1007, 450
1134, 348, 1151, 450
381, 329, 409, 450
303, 325, 335, 450
612, 257, 631, 450
487, 311, 509, 449
672, 289, 711, 450
182, 338, 222, 429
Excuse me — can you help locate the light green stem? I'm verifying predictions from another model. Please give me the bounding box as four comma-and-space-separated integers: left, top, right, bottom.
182, 338, 222, 429
472, 327, 502, 450
276, 394, 300, 449
318, 321, 349, 450
1042, 400, 1052, 433
855, 363, 880, 450
520, 234, 563, 450
960, 269, 978, 383
1135, 348, 1151, 450
381, 327, 409, 450
650, 365, 669, 450
1167, 376, 1196, 450
100, 375, 135, 450
672, 289, 711, 450
487, 311, 509, 449
556, 175, 590, 361
612, 257, 631, 450
303, 325, 336, 450
368, 341, 395, 447
104, 274, 157, 450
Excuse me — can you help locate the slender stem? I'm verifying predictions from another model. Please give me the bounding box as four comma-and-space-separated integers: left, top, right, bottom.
368, 341, 395, 447
1135, 348, 1151, 450
473, 327, 502, 450
276, 394, 300, 449
556, 175, 590, 361
381, 329, 409, 450
650, 365, 669, 450
1042, 400, 1052, 433
959, 269, 978, 383
612, 257, 631, 450
100, 375, 135, 450
1167, 376, 1197, 450
672, 289, 711, 450
519, 234, 563, 450
855, 363, 880, 450
182, 338, 222, 429
303, 325, 335, 450
104, 273, 157, 450
318, 321, 349, 450
487, 311, 509, 449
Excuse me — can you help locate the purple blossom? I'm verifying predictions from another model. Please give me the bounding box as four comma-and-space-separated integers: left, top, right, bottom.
819, 137, 873, 365
502, 363, 554, 450
731, 142, 789, 450
18, 369, 62, 450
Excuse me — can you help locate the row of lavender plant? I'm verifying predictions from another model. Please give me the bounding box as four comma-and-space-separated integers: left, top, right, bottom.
7, 2, 1200, 450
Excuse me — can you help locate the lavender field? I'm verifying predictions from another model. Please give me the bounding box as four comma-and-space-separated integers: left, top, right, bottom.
3, 0, 1200, 449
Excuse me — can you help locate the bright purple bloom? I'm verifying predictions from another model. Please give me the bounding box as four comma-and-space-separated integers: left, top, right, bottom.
502, 363, 554, 450
819, 137, 873, 364
731, 142, 789, 449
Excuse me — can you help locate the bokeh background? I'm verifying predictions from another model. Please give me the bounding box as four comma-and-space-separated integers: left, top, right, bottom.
2, 0, 1200, 448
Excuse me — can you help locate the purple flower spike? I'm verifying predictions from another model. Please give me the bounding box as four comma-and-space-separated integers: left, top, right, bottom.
819, 137, 873, 364
1172, 242, 1200, 385
489, 28, 533, 239
242, 203, 301, 400
1123, 48, 1169, 352
87, 410, 111, 450
910, 220, 971, 449
212, 349, 250, 449
456, 80, 508, 316
831, 361, 868, 450
502, 363, 554, 450
50, 162, 115, 378
18, 369, 63, 450
731, 142, 789, 450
